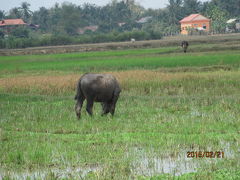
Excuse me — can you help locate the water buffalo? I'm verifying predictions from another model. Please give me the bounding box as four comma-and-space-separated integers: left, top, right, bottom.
74, 73, 121, 119
181, 41, 189, 53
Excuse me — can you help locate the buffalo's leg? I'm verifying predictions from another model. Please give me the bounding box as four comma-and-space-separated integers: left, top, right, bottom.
184, 47, 187, 53
110, 106, 115, 116
75, 97, 85, 119
86, 98, 94, 116
101, 102, 110, 116
110, 93, 120, 116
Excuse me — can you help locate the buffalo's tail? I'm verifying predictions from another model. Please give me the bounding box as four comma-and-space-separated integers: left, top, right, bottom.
74, 77, 83, 100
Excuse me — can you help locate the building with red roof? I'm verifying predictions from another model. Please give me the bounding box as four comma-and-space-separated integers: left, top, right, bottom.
179, 14, 210, 35
0, 19, 26, 26
77, 25, 99, 34
0, 19, 26, 33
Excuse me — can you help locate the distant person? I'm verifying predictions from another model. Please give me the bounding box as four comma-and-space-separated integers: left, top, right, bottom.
181, 41, 189, 53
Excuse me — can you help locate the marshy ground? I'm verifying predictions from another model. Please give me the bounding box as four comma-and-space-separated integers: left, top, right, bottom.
0, 35, 240, 179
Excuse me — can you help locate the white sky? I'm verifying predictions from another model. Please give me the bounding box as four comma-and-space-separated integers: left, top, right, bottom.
0, 0, 210, 12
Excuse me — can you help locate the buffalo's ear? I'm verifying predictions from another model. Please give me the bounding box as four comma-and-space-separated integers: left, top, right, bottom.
74, 95, 77, 100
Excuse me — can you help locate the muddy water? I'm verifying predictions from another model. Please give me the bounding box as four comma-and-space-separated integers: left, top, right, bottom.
0, 141, 237, 179
129, 147, 198, 176
0, 165, 101, 180
129, 141, 237, 176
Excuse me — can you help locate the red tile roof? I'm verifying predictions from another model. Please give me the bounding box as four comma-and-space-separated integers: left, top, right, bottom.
180, 14, 210, 23
77, 25, 99, 34
0, 19, 26, 26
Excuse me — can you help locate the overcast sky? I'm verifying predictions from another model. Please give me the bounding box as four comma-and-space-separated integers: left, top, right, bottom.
1, 0, 210, 12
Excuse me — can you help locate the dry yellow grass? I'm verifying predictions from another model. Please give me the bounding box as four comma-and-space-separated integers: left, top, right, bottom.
0, 70, 239, 95
0, 75, 78, 95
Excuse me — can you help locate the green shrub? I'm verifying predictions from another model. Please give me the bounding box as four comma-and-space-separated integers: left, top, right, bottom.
0, 39, 5, 48
0, 30, 163, 49
11, 26, 30, 38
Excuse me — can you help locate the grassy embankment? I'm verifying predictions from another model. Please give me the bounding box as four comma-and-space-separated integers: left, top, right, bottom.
0, 43, 240, 179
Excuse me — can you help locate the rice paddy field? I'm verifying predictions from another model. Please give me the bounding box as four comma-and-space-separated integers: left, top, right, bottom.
0, 37, 240, 179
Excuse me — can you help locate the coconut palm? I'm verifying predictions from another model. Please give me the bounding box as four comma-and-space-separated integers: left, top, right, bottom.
8, 7, 22, 19
0, 10, 5, 20
19, 2, 33, 22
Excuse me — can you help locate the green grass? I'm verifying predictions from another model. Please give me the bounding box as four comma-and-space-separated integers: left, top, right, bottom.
0, 44, 240, 179
1, 92, 239, 179
1, 47, 240, 74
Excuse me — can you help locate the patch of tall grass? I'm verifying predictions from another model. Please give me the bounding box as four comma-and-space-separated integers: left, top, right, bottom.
0, 70, 239, 96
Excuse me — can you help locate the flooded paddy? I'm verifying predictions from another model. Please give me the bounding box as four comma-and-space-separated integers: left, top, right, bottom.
1, 141, 238, 179
129, 141, 237, 177
0, 164, 101, 179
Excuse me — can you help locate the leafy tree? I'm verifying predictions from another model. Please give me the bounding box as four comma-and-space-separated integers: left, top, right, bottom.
183, 0, 201, 16
81, 3, 101, 26
125, 0, 144, 21
11, 26, 29, 38
48, 3, 62, 32
206, 6, 229, 33
98, 1, 133, 33
32, 7, 49, 31
58, 3, 82, 35
210, 0, 240, 17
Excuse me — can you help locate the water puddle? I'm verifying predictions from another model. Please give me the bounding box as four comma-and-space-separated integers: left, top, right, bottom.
128, 141, 237, 177
128, 147, 198, 176
0, 164, 101, 180
0, 141, 237, 179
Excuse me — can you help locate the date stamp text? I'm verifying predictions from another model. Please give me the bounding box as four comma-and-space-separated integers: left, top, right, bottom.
187, 151, 224, 158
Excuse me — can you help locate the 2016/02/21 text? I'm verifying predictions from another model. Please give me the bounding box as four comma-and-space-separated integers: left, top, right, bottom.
187, 151, 224, 158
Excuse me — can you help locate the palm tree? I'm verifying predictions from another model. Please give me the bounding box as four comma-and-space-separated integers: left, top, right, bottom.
19, 2, 33, 22
167, 0, 184, 25
0, 10, 5, 20
8, 7, 22, 19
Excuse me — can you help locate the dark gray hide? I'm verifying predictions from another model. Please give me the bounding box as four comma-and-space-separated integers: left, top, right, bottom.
181, 41, 189, 53
74, 73, 121, 119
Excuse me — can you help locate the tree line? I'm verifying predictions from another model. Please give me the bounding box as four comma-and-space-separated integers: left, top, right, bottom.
0, 0, 239, 48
